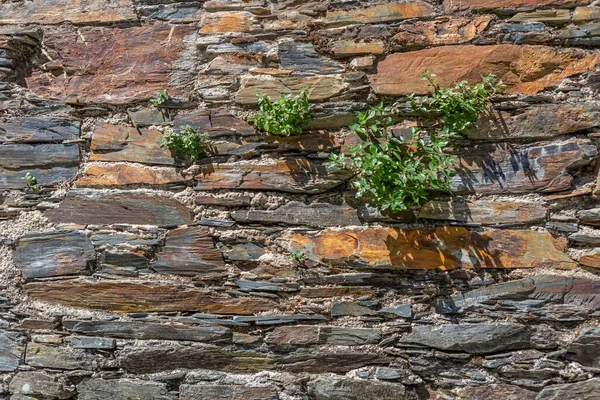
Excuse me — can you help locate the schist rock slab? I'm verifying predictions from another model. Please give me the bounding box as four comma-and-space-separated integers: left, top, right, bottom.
77, 378, 175, 400
444, 0, 588, 13
321, 1, 435, 27
281, 227, 575, 270
24, 280, 277, 314
0, 331, 24, 372
63, 320, 230, 342
90, 124, 178, 166
151, 227, 226, 276
0, 117, 80, 143
25, 24, 195, 104
179, 385, 278, 400
195, 159, 352, 194
0, 143, 79, 169
451, 139, 597, 194
370, 45, 600, 95
14, 230, 95, 279
76, 163, 187, 187
45, 192, 192, 227
0, 166, 79, 189
173, 108, 255, 137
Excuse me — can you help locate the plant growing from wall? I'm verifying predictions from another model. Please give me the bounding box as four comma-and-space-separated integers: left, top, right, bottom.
159, 125, 210, 161
22, 172, 40, 191
249, 87, 311, 136
149, 89, 169, 107
330, 71, 503, 212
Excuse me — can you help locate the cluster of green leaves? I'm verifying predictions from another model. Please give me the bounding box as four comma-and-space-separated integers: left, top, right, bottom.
149, 89, 169, 107
159, 125, 210, 161
330, 71, 503, 212
22, 172, 40, 191
250, 88, 311, 136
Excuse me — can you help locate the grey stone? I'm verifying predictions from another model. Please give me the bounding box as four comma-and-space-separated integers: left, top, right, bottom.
127, 107, 171, 126
0, 117, 80, 143
320, 327, 381, 345
331, 301, 377, 317
578, 209, 600, 226
25, 342, 99, 370
0, 331, 24, 372
400, 324, 531, 354
62, 320, 230, 342
77, 378, 175, 400
64, 336, 116, 350
179, 384, 278, 400
308, 375, 406, 400
8, 371, 72, 399
0, 166, 79, 189
221, 243, 268, 262
278, 40, 345, 74
278, 349, 391, 374
232, 314, 327, 323
379, 303, 412, 318
536, 378, 600, 400
14, 230, 95, 279
0, 143, 79, 169
236, 280, 299, 292
566, 328, 600, 368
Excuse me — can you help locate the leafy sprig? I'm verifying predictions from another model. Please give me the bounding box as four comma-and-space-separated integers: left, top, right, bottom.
249, 88, 311, 136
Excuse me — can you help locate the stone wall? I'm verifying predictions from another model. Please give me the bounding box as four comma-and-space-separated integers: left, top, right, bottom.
0, 0, 599, 399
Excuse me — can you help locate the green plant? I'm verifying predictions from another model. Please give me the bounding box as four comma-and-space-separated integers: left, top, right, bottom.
149, 89, 169, 107
330, 72, 503, 212
288, 250, 306, 262
22, 172, 40, 191
250, 87, 311, 136
159, 125, 210, 161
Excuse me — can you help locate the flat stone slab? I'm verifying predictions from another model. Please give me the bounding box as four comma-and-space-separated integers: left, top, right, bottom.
14, 230, 95, 279
0, 117, 80, 143
77, 378, 175, 400
180, 385, 278, 400
0, 331, 24, 372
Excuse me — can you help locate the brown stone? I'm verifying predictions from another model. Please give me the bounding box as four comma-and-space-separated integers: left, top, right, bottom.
0, 167, 79, 190
299, 286, 376, 298
0, 143, 79, 169
393, 17, 492, 48
444, 0, 588, 13
579, 250, 600, 268
510, 9, 571, 25
25, 342, 99, 370
453, 384, 536, 399
0, 0, 136, 25
26, 25, 194, 104
76, 164, 186, 187
180, 385, 278, 400
370, 45, 600, 96
90, 124, 177, 166
573, 6, 600, 23
265, 326, 320, 345
265, 132, 340, 152
199, 11, 260, 33
470, 103, 600, 140
451, 139, 597, 194
277, 349, 391, 373
280, 227, 575, 270
24, 280, 277, 314
418, 199, 547, 225
235, 74, 348, 104
332, 40, 386, 58
151, 227, 226, 276
195, 159, 352, 194
0, 117, 79, 144
174, 108, 255, 137
322, 2, 436, 27
195, 194, 252, 207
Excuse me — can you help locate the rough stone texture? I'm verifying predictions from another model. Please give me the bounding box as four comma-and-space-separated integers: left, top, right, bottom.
452, 384, 537, 400
370, 45, 600, 95
9, 371, 71, 399
536, 378, 600, 400
76, 163, 186, 187
0, 331, 24, 372
45, 192, 192, 227
151, 227, 226, 276
179, 384, 279, 400
25, 280, 276, 314
445, 0, 589, 13
26, 25, 194, 104
195, 159, 352, 194
0, 117, 80, 143
308, 375, 405, 400
322, 2, 435, 26
77, 379, 174, 400
282, 227, 575, 270
566, 328, 600, 367
393, 17, 492, 48
14, 230, 95, 279
25, 342, 98, 370
174, 108, 255, 137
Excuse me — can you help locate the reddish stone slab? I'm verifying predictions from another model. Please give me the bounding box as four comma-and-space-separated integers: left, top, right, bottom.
26, 25, 194, 104
76, 164, 186, 187
444, 0, 588, 13
322, 1, 436, 27
393, 17, 492, 48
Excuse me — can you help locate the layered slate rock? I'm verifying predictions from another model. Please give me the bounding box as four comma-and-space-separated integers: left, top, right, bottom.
9, 371, 71, 399
278, 40, 344, 73
452, 384, 537, 400
235, 74, 348, 104
24, 280, 276, 314
0, 167, 79, 190
393, 17, 492, 48
232, 202, 362, 227
451, 139, 597, 194
0, 0, 137, 25
370, 45, 600, 95
195, 159, 352, 194
321, 1, 435, 27
566, 328, 600, 367
444, 0, 589, 13
76, 164, 186, 187
400, 324, 531, 354
173, 108, 255, 137
536, 378, 600, 400
151, 227, 226, 276
0, 117, 80, 143
0, 143, 79, 169
77, 379, 174, 400
26, 25, 194, 104
0, 331, 24, 372
14, 231, 95, 279
89, 124, 177, 166
45, 192, 192, 227
265, 326, 381, 346
308, 376, 405, 400
25, 342, 99, 370
418, 199, 546, 225
281, 227, 575, 270
179, 385, 278, 400
63, 320, 229, 342
199, 11, 261, 34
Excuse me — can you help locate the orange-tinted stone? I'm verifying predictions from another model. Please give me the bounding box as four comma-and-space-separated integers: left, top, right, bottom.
578, 250, 600, 268
370, 45, 600, 95
24, 280, 277, 314
393, 17, 492, 48
76, 163, 186, 187
323, 2, 436, 27
26, 25, 194, 104
573, 6, 600, 22
90, 124, 176, 166
332, 40, 386, 58
280, 227, 575, 270
0, 0, 136, 24
444, 0, 588, 13
200, 11, 260, 33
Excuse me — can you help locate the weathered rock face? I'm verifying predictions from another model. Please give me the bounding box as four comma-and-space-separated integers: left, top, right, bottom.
26, 25, 195, 104
77, 379, 174, 400
9, 371, 72, 399
444, 0, 589, 13
536, 378, 600, 400
282, 227, 575, 270
393, 17, 492, 48
179, 384, 278, 400
322, 1, 435, 26
370, 45, 600, 95
0, 331, 24, 372
76, 163, 186, 187
566, 328, 600, 367
308, 375, 406, 400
